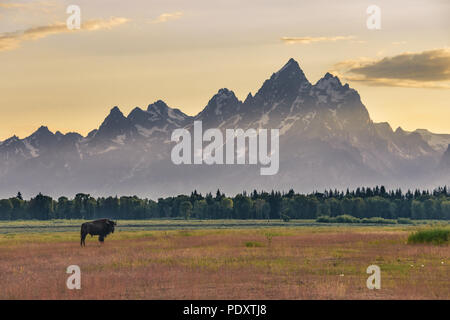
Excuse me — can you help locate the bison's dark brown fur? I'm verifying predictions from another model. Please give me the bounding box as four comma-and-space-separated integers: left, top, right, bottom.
80, 219, 116, 247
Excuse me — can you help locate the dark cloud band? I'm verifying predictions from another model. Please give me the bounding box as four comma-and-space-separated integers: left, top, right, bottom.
334, 49, 450, 89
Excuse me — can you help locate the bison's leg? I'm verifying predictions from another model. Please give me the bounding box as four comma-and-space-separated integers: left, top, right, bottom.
80, 225, 87, 247
98, 235, 104, 243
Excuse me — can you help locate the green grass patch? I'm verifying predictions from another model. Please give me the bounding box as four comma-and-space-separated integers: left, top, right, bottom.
361, 217, 397, 224
407, 228, 450, 245
396, 218, 413, 224
315, 215, 417, 225
316, 215, 398, 224
245, 241, 264, 248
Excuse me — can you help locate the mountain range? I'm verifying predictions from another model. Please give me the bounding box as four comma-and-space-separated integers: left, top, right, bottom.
1, 58, 449, 199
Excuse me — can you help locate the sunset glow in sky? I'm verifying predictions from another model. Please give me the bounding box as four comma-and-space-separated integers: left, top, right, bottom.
0, 0, 449, 139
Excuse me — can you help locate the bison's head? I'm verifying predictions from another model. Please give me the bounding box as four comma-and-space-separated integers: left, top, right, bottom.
107, 220, 116, 233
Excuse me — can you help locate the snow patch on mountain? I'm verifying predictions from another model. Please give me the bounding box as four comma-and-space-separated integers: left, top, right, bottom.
414, 129, 450, 153
23, 140, 39, 158
112, 134, 126, 145
135, 124, 168, 138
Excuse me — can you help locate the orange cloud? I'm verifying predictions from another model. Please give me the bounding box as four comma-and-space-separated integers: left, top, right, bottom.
0, 1, 57, 13
150, 11, 183, 24
0, 17, 129, 52
281, 35, 355, 44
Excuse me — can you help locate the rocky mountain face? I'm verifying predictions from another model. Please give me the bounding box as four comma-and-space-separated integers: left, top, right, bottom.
441, 145, 450, 169
0, 58, 449, 199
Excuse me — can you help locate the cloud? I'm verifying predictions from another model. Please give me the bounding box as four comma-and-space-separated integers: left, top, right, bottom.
332, 49, 450, 89
0, 1, 57, 13
281, 35, 355, 44
80, 17, 129, 31
0, 2, 26, 8
0, 17, 129, 52
150, 11, 183, 24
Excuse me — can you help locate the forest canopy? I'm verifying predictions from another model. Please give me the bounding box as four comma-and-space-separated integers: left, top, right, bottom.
0, 186, 449, 221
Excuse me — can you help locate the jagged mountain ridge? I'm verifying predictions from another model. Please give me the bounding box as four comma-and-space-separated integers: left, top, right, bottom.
0, 58, 449, 198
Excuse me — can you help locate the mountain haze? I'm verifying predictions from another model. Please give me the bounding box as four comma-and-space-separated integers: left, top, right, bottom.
1, 59, 449, 199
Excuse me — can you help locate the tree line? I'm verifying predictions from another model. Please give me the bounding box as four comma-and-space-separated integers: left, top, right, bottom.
0, 186, 449, 221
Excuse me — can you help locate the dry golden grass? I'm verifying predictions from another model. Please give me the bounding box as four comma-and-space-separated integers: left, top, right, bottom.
0, 227, 448, 299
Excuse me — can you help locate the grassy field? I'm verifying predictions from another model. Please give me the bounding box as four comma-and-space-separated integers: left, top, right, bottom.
0, 220, 448, 299
0, 219, 322, 234
0, 218, 437, 234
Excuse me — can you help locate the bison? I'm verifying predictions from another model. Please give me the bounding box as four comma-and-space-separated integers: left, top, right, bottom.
80, 219, 116, 247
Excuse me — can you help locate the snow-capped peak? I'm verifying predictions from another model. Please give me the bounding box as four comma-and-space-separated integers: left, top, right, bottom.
2, 135, 20, 147
211, 88, 238, 107
147, 100, 169, 113
193, 88, 242, 126
145, 100, 190, 123
272, 58, 307, 81
109, 106, 124, 117
315, 72, 344, 90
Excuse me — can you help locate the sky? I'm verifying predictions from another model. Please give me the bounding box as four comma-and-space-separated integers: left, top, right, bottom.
0, 0, 449, 140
